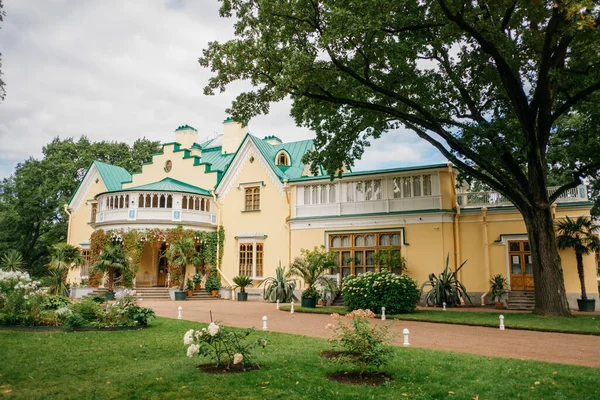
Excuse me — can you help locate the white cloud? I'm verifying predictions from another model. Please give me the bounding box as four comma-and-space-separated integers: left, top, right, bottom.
0, 0, 445, 179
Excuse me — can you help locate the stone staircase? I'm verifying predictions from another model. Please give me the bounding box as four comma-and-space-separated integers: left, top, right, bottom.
186, 290, 221, 301
331, 293, 344, 307
84, 288, 108, 298
134, 287, 171, 301
506, 291, 535, 311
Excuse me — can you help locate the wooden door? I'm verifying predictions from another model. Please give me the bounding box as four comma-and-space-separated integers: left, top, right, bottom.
508, 241, 534, 291
157, 252, 169, 287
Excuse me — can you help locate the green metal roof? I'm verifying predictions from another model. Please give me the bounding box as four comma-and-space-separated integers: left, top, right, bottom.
93, 161, 132, 191
175, 124, 197, 132
114, 177, 211, 196
288, 163, 450, 182
249, 134, 314, 181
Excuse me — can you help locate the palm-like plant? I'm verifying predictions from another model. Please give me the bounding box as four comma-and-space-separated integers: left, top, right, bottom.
164, 238, 196, 291
0, 250, 24, 271
421, 255, 472, 307
258, 263, 297, 302
92, 243, 128, 292
289, 246, 337, 298
232, 275, 254, 293
556, 216, 600, 301
46, 243, 82, 296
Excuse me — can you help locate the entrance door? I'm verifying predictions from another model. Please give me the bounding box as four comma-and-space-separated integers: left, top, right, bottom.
157, 250, 169, 287
508, 241, 534, 291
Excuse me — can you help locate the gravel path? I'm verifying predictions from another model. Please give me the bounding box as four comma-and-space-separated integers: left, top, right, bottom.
142, 300, 600, 368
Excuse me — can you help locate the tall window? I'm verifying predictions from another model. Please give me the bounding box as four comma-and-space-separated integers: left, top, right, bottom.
238, 242, 264, 277
80, 249, 91, 278
90, 203, 98, 223
245, 187, 260, 211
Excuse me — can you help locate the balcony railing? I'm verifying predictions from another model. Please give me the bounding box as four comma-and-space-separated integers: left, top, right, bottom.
294, 195, 442, 218
95, 208, 216, 227
458, 185, 588, 208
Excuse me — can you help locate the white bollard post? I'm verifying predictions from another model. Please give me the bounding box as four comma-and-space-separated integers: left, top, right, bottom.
443, 302, 446, 311
291, 301, 294, 314
499, 314, 505, 331
276, 300, 280, 310
381, 307, 386, 321
177, 306, 182, 320
403, 328, 410, 347
262, 316, 268, 331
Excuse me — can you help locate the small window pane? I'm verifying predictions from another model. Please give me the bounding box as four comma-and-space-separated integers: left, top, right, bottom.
304, 187, 310, 205
341, 236, 350, 247
392, 178, 401, 199
139, 194, 144, 208
511, 255, 522, 274
391, 234, 401, 246
523, 242, 530, 251
413, 176, 421, 197
365, 235, 375, 246
509, 242, 520, 252
167, 195, 172, 208
329, 185, 336, 203
332, 237, 341, 248
423, 175, 432, 195
182, 196, 188, 210
354, 236, 364, 247
379, 234, 391, 246
403, 178, 412, 197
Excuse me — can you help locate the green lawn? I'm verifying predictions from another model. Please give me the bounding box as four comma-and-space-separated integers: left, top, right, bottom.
1, 318, 599, 399
281, 306, 600, 335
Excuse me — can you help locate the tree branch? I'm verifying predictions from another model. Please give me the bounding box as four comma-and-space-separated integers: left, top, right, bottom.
551, 81, 600, 124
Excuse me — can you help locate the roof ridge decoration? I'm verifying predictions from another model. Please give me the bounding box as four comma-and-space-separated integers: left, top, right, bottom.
175, 124, 197, 132
215, 134, 286, 199
263, 135, 282, 142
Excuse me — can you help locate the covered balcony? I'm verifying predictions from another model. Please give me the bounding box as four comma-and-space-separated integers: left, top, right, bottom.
93, 178, 217, 230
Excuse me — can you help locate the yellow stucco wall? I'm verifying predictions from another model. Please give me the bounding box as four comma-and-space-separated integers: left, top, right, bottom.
123, 144, 218, 191
218, 151, 290, 286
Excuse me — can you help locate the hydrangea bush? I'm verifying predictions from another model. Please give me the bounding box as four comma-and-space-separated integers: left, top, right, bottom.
326, 309, 394, 375
183, 322, 267, 368
342, 271, 420, 314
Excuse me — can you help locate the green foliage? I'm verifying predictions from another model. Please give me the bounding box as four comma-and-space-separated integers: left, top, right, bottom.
127, 305, 156, 327
185, 278, 194, 291
91, 243, 128, 292
0, 250, 24, 272
289, 246, 337, 297
421, 255, 472, 307
232, 275, 253, 293
164, 238, 196, 291
192, 273, 202, 286
184, 322, 267, 368
204, 268, 221, 292
343, 271, 420, 314
258, 263, 297, 303
327, 309, 394, 375
372, 249, 407, 274
0, 137, 160, 276
556, 216, 600, 299
41, 295, 71, 311
46, 243, 81, 296
70, 298, 103, 324
489, 274, 507, 302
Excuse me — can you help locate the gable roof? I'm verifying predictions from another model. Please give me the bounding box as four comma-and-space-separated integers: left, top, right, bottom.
108, 177, 211, 196
249, 134, 314, 181
93, 161, 132, 191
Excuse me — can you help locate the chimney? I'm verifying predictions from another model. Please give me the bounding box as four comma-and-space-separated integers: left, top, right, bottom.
221, 117, 247, 154
174, 125, 198, 149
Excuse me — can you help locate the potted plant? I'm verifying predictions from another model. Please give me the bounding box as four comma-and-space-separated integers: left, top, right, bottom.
289, 246, 337, 309
318, 288, 328, 306
192, 272, 202, 291
489, 274, 507, 309
186, 278, 194, 297
556, 216, 600, 312
232, 275, 253, 301
90, 243, 127, 300
205, 268, 221, 297
165, 238, 196, 301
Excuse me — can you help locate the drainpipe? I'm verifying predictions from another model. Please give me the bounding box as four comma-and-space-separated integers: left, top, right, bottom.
63, 204, 73, 244
480, 207, 490, 306
447, 163, 462, 278
283, 179, 292, 267
210, 190, 234, 299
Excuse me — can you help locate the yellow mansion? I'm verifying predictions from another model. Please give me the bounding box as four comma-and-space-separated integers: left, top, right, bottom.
65, 118, 599, 309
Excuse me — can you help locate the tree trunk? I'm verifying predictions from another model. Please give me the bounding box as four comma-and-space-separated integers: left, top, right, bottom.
576, 252, 587, 300
522, 205, 571, 316
108, 266, 114, 292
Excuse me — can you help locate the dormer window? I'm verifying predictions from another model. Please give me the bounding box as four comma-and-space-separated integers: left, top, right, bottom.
276, 151, 290, 166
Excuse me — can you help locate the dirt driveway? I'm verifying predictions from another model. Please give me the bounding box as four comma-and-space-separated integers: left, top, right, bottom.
142, 300, 600, 368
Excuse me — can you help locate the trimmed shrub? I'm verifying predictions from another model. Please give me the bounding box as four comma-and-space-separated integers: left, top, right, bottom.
343, 271, 420, 314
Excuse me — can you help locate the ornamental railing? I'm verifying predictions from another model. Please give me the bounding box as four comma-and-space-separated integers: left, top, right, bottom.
458, 185, 588, 208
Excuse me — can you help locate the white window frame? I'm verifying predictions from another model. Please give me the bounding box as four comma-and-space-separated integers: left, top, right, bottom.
237, 238, 265, 279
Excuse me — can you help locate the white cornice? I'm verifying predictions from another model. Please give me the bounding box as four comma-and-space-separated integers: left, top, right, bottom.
69, 164, 103, 213
215, 137, 285, 199
289, 212, 455, 230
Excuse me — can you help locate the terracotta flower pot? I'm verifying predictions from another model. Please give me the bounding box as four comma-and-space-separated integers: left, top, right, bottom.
187, 290, 193, 297
211, 290, 218, 297
495, 301, 503, 310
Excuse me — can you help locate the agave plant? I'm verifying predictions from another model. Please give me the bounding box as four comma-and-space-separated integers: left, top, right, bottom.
0, 249, 24, 271
258, 263, 297, 302
421, 255, 472, 307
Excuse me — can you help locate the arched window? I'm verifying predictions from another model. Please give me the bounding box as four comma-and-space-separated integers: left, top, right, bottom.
145, 194, 151, 208
194, 198, 200, 211
125, 195, 129, 208
201, 198, 206, 211
119, 195, 124, 209
138, 194, 144, 208
182, 196, 188, 210
206, 200, 210, 212
166, 195, 173, 208
276, 151, 290, 166
152, 194, 159, 208
159, 195, 166, 208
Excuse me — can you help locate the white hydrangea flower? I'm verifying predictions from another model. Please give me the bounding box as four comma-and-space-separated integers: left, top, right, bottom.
194, 330, 203, 338
183, 329, 195, 345
186, 344, 200, 357
207, 322, 219, 337
233, 353, 243, 365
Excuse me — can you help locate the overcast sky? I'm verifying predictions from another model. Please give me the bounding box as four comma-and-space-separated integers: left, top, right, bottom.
0, 0, 445, 180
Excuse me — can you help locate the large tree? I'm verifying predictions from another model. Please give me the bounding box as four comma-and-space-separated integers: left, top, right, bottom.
200, 0, 600, 315
0, 0, 5, 102
0, 137, 160, 276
